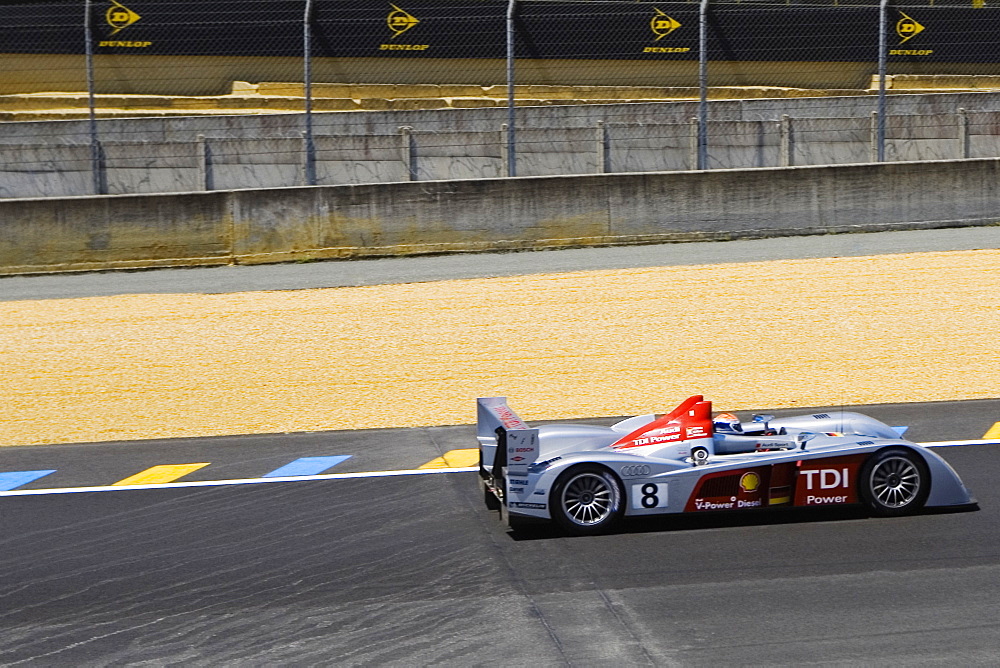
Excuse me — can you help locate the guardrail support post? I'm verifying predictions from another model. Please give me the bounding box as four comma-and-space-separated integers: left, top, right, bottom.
91, 140, 107, 196
400, 126, 416, 181
779, 115, 792, 167
501, 123, 512, 177
958, 108, 970, 159
689, 117, 699, 170
870, 111, 880, 163
197, 135, 213, 191
596, 121, 609, 174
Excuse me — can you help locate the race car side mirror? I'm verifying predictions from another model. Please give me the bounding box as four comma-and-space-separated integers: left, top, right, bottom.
796, 432, 817, 449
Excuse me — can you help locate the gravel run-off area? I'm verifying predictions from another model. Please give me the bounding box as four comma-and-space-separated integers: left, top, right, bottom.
1, 249, 998, 447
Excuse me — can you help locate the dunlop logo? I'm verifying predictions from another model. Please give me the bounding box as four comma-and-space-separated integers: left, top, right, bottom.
650, 8, 681, 41
106, 0, 141, 36
387, 4, 419, 38
896, 12, 925, 44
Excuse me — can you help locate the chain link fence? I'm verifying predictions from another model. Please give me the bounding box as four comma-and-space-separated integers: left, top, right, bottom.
1, 0, 998, 197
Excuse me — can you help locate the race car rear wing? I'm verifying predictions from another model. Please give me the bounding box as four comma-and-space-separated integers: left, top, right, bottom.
477, 397, 539, 476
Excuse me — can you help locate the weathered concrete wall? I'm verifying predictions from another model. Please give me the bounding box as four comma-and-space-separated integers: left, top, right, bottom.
4, 110, 1000, 198
2, 158, 998, 275
791, 117, 871, 166
0, 194, 231, 273
0, 144, 92, 198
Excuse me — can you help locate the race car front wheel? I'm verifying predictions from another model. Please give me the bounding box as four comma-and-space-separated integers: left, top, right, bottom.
551, 465, 625, 535
858, 447, 930, 517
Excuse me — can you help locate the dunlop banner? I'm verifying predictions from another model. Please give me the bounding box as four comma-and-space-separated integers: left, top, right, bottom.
313, 0, 506, 58
0, 1, 996, 63
0, 1, 84, 54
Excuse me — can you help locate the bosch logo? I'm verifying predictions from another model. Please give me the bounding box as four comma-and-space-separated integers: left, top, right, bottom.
620, 464, 651, 477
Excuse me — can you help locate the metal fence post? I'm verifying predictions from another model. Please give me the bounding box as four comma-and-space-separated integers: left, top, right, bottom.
876, 0, 888, 162
303, 0, 317, 186
506, 0, 518, 177
697, 0, 709, 170
84, 0, 105, 195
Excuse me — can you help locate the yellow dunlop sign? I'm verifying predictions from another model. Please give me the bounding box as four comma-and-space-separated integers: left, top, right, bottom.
387, 4, 419, 38
650, 8, 681, 41
106, 0, 141, 35
896, 12, 925, 44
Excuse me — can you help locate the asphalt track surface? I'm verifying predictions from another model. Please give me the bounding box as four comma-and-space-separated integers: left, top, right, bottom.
2, 229, 999, 665
1, 399, 999, 666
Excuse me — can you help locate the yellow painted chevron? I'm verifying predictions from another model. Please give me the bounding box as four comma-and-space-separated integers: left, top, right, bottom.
112, 463, 210, 486
984, 422, 1000, 440
418, 449, 479, 469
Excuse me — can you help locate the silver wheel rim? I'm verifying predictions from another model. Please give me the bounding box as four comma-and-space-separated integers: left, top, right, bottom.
561, 472, 615, 526
870, 456, 921, 508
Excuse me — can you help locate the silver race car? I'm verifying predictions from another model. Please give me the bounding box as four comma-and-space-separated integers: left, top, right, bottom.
477, 395, 976, 535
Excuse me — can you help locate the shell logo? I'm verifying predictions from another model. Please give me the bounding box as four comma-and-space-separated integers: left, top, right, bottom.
739, 471, 761, 493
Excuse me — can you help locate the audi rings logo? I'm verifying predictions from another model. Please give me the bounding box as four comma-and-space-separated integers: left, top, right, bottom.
620, 464, 651, 477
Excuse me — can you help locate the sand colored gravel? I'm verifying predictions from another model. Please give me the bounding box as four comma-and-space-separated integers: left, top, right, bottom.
1, 248, 998, 447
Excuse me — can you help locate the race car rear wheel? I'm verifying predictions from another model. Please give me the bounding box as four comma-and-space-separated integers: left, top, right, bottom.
551, 465, 625, 535
858, 447, 930, 517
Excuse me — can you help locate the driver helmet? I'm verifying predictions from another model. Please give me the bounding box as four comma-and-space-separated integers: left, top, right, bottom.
713, 412, 742, 433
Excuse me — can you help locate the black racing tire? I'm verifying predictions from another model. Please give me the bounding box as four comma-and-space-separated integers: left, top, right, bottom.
858, 447, 931, 517
550, 465, 626, 536
479, 474, 501, 511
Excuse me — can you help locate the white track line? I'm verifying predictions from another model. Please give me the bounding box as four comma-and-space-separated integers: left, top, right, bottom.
1, 439, 996, 497
0, 466, 479, 497
921, 439, 1000, 448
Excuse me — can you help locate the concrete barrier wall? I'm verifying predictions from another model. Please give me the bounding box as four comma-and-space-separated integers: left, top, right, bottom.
105, 141, 203, 195
4, 110, 1000, 198
969, 111, 1000, 158
608, 122, 693, 172
791, 117, 870, 166
2, 158, 998, 275
0, 194, 231, 273
0, 144, 92, 198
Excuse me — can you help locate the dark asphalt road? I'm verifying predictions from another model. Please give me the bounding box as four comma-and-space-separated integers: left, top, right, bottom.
1, 400, 998, 666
